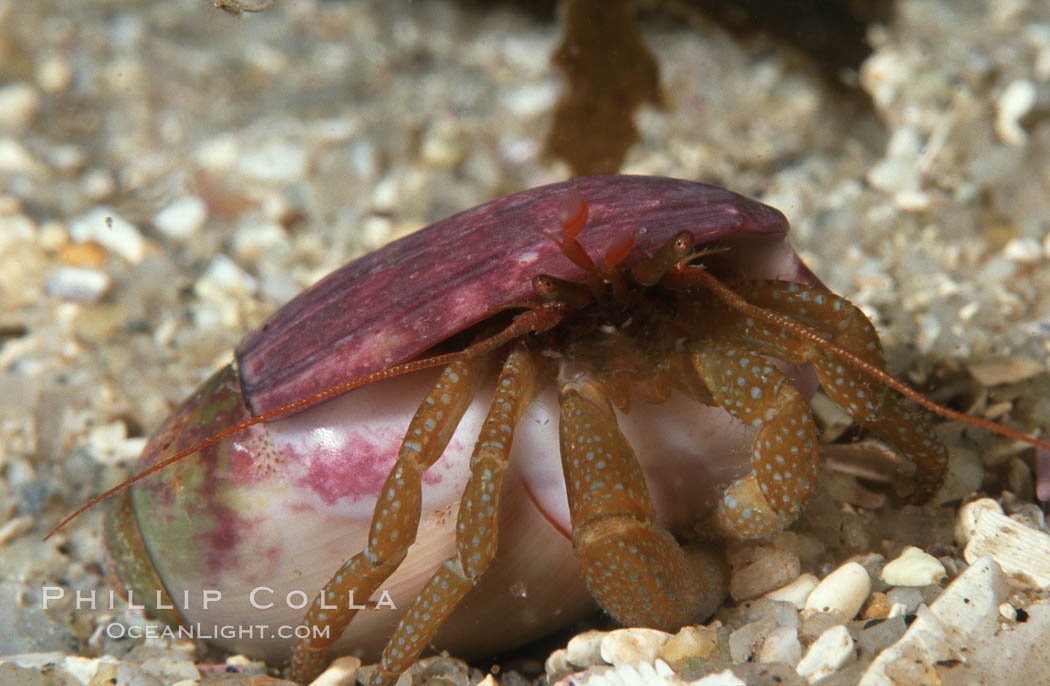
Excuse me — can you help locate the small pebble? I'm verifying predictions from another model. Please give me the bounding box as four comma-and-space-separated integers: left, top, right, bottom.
861, 592, 891, 620
196, 255, 259, 297
795, 624, 853, 683
85, 420, 147, 464
658, 625, 718, 667
936, 439, 983, 505
68, 207, 145, 264
233, 221, 288, 262
44, 267, 111, 303
47, 143, 85, 174
885, 587, 924, 615
80, 168, 117, 200
759, 626, 802, 667
966, 357, 1045, 386
349, 138, 383, 180
764, 573, 818, 609
804, 562, 871, 619
0, 137, 43, 175
237, 139, 307, 183
0, 515, 34, 546
857, 614, 906, 655
799, 610, 844, 643
59, 241, 107, 269
730, 548, 801, 601
0, 82, 41, 131
36, 54, 74, 93
35, 222, 67, 251
420, 124, 466, 167
307, 656, 361, 686
224, 654, 266, 675
995, 78, 1036, 145
693, 669, 746, 686
599, 628, 671, 667
729, 615, 777, 663
880, 546, 946, 587
1003, 237, 1043, 264
197, 134, 239, 169
1006, 458, 1036, 504
866, 156, 919, 195
739, 598, 799, 628
153, 196, 207, 239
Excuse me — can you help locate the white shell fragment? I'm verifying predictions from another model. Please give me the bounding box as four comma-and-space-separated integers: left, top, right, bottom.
546, 649, 572, 683
599, 628, 672, 667
551, 658, 736, 686
796, 624, 854, 683
955, 498, 1004, 543
880, 546, 947, 587
957, 498, 1050, 587
763, 572, 819, 609
858, 556, 1050, 685
566, 630, 607, 668
803, 562, 871, 619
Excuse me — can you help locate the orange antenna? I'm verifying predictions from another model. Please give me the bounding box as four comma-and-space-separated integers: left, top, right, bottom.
676, 264, 1050, 454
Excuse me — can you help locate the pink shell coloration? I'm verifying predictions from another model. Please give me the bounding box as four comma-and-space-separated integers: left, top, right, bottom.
105, 176, 822, 663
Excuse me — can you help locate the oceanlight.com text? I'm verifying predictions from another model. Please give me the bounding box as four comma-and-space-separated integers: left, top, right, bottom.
104, 622, 331, 642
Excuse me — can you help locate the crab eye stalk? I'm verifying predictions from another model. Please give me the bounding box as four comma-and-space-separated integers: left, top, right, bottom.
630, 229, 696, 286
533, 273, 593, 309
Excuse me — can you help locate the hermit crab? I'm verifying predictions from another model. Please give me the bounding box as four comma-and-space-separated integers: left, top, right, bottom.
72, 175, 1044, 685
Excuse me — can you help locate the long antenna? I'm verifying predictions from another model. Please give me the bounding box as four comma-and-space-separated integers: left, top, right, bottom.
679, 264, 1050, 453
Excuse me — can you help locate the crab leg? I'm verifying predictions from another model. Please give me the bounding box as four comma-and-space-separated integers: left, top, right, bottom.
689, 340, 820, 540
559, 373, 727, 629
365, 344, 539, 686
718, 280, 948, 504
291, 358, 484, 682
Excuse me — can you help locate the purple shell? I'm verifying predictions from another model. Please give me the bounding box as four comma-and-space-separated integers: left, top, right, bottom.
238, 175, 818, 415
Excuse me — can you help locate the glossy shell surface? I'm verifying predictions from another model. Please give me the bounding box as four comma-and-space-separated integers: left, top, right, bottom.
105, 175, 821, 662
